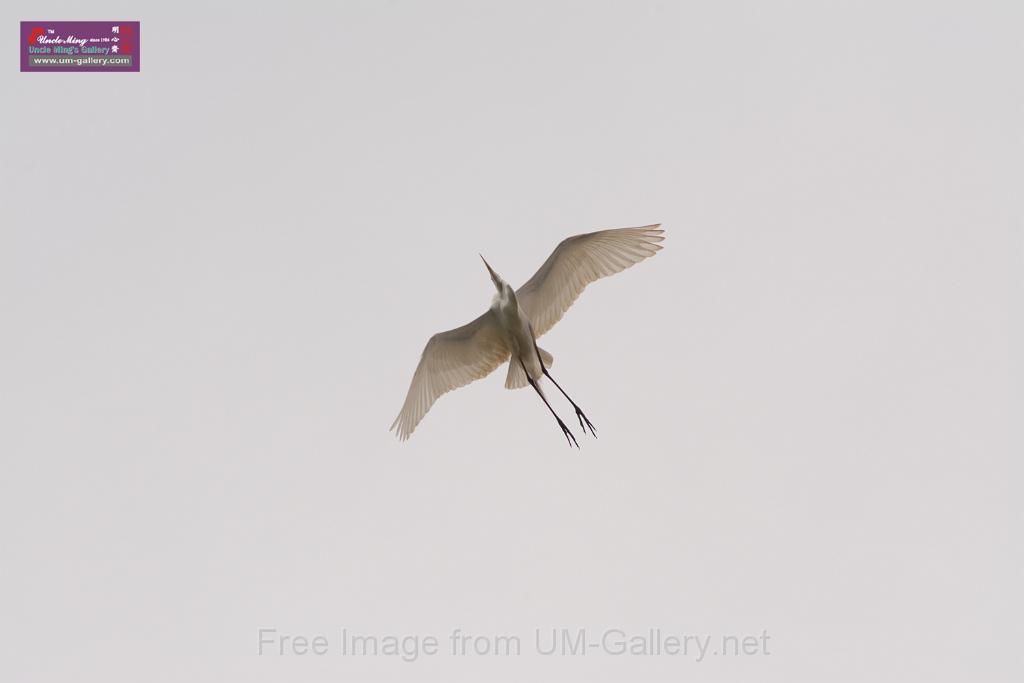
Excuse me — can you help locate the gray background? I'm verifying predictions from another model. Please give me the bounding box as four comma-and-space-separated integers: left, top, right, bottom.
2, 1, 1020, 681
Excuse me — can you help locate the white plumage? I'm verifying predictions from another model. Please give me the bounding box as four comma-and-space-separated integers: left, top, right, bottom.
391, 224, 664, 443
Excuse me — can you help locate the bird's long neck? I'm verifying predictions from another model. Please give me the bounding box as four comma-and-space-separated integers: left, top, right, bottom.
491, 281, 517, 311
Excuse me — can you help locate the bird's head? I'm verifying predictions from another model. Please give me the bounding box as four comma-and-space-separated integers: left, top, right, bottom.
480, 254, 506, 292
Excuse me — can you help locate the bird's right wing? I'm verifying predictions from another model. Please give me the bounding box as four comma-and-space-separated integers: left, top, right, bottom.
391, 310, 510, 440
516, 225, 664, 338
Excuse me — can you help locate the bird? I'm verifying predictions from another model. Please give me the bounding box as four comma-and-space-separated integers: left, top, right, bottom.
390, 224, 664, 446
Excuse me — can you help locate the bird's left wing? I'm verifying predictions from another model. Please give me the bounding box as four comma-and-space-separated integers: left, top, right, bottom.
391, 310, 510, 440
516, 224, 664, 338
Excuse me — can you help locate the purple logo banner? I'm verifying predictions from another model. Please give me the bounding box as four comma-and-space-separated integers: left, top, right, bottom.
21, 21, 140, 72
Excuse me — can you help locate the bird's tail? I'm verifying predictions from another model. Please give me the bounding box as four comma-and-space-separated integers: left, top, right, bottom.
505, 347, 553, 389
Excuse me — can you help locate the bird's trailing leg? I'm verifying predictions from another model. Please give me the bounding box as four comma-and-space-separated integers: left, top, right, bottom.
523, 360, 578, 448
532, 338, 596, 437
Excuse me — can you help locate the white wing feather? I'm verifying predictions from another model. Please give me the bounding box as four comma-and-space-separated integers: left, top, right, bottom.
516, 225, 664, 338
391, 310, 510, 440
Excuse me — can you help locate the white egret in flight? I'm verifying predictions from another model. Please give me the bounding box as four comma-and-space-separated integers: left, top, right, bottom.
391, 224, 664, 446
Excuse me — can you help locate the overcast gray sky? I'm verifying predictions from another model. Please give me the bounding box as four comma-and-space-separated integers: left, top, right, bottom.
2, 1, 1021, 681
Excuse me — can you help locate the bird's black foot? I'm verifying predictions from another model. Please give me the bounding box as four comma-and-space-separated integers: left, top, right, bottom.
557, 417, 579, 448
574, 406, 596, 437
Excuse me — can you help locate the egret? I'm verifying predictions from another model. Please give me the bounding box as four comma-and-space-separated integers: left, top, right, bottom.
391, 224, 664, 446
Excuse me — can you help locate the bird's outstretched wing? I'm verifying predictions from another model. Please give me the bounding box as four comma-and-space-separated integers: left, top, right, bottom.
391, 310, 510, 440
516, 225, 664, 338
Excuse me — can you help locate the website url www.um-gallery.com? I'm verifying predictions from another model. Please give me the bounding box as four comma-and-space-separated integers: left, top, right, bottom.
27, 55, 132, 67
